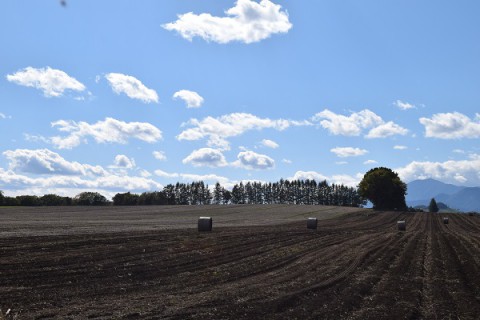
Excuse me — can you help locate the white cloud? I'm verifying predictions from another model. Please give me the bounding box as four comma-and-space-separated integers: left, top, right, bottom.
394, 145, 408, 150
162, 0, 292, 44
153, 151, 167, 161
173, 90, 204, 108
289, 171, 360, 187
177, 112, 309, 150
331, 174, 362, 188
331, 147, 368, 158
336, 161, 348, 165
6, 66, 86, 97
180, 173, 231, 185
396, 155, 480, 185
154, 170, 231, 185
366, 121, 408, 138
261, 139, 279, 149
0, 168, 163, 197
393, 100, 416, 110
49, 117, 162, 149
139, 169, 152, 178
3, 149, 107, 176
232, 150, 275, 170
154, 169, 179, 179
313, 109, 407, 138
290, 171, 328, 182
282, 159, 292, 164
364, 160, 378, 165
182, 148, 228, 167
453, 149, 465, 154
419, 112, 480, 139
105, 73, 158, 103
0, 112, 12, 119
112, 155, 135, 169
312, 109, 383, 136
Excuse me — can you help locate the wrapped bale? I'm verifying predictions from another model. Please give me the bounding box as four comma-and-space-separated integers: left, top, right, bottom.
198, 217, 213, 232
307, 217, 318, 230
397, 220, 406, 231
443, 217, 449, 224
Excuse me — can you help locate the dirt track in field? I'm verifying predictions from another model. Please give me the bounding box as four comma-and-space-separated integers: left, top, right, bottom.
1, 206, 480, 319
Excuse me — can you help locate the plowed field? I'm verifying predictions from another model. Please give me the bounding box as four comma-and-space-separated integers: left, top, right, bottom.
1, 205, 480, 319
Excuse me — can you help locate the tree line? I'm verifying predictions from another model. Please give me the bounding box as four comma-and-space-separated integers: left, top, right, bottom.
0, 179, 364, 207
115, 179, 364, 206
0, 191, 108, 206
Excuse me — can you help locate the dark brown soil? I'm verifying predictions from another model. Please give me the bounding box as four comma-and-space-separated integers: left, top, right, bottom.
1, 206, 480, 319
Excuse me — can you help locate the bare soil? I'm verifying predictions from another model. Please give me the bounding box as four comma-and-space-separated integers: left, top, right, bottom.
1, 205, 480, 319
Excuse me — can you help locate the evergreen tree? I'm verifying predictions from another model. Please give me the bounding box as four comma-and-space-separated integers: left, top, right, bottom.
429, 198, 439, 213
213, 182, 223, 205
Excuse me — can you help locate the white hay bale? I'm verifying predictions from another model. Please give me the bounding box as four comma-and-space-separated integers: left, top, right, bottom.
198, 217, 212, 232
307, 217, 318, 230
397, 220, 406, 231
443, 217, 449, 224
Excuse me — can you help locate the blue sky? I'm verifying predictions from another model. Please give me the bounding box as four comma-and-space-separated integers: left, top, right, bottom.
1, 0, 480, 198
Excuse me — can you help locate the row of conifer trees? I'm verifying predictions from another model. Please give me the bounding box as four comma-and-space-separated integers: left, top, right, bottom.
112, 179, 365, 207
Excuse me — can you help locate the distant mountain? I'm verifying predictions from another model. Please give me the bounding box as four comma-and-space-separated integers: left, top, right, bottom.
406, 179, 464, 202
406, 179, 480, 212
435, 187, 480, 212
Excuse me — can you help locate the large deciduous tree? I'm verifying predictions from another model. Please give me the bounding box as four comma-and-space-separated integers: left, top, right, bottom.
74, 192, 108, 206
358, 167, 407, 210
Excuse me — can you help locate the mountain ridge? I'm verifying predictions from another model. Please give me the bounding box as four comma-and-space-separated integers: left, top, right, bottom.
406, 179, 480, 212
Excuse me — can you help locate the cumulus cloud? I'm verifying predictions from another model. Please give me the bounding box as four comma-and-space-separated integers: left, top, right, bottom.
232, 150, 275, 170
419, 112, 480, 139
364, 160, 378, 165
396, 155, 480, 185
0, 167, 162, 197
162, 0, 292, 44
49, 117, 162, 149
331, 147, 368, 158
312, 109, 408, 138
177, 112, 309, 150
393, 100, 416, 110
394, 145, 408, 150
366, 121, 408, 138
6, 66, 86, 97
154, 170, 231, 185
289, 171, 360, 187
261, 139, 279, 149
105, 73, 158, 103
173, 90, 204, 108
3, 149, 107, 176
182, 148, 228, 167
312, 109, 383, 136
154, 169, 179, 179
290, 171, 328, 182
282, 159, 292, 164
153, 151, 167, 161
112, 155, 136, 169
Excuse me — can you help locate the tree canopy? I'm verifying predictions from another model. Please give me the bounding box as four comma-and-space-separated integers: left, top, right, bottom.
74, 192, 108, 206
358, 167, 407, 210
